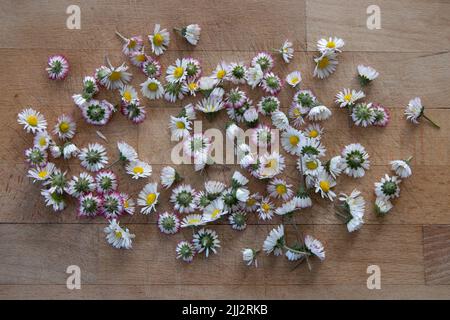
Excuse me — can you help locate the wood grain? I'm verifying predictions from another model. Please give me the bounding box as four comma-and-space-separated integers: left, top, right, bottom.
0, 0, 449, 299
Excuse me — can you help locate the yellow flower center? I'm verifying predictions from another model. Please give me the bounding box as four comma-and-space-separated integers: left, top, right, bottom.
317, 56, 329, 69
319, 180, 330, 192
344, 93, 352, 102
38, 170, 48, 179
188, 82, 198, 91
133, 166, 144, 174
176, 121, 185, 129
265, 159, 277, 169
59, 122, 70, 133
326, 41, 336, 48
290, 77, 299, 84
127, 39, 136, 49
216, 69, 226, 79
39, 137, 47, 146
306, 160, 318, 170
211, 209, 221, 218
146, 193, 157, 205
188, 218, 200, 224
293, 109, 301, 117
122, 91, 132, 102
147, 82, 158, 91
153, 33, 164, 46
136, 54, 146, 62
173, 67, 184, 79
124, 200, 129, 208
26, 115, 38, 127
115, 230, 123, 239
261, 203, 271, 212
289, 135, 299, 146
309, 130, 319, 138
247, 198, 256, 206
109, 71, 121, 81
275, 184, 286, 195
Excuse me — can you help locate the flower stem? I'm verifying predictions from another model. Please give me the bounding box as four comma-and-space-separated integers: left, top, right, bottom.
115, 30, 128, 42
405, 155, 413, 163
105, 56, 113, 69
422, 114, 440, 129
283, 245, 309, 256
173, 27, 182, 33
106, 158, 121, 170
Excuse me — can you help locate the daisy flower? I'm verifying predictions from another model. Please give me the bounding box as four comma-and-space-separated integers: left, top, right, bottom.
120, 193, 135, 215
100, 59, 132, 90
184, 58, 202, 79
141, 78, 164, 100
251, 52, 274, 73
298, 155, 322, 176
166, 58, 188, 84
258, 152, 285, 179
25, 146, 47, 167
281, 126, 304, 155
81, 99, 114, 126
327, 155, 345, 179
335, 88, 365, 108
299, 137, 326, 157
158, 212, 180, 234
171, 184, 196, 214
314, 169, 337, 201
203, 199, 228, 223
372, 103, 390, 127
391, 157, 413, 178
285, 244, 306, 261
374, 174, 401, 199
304, 235, 325, 261
138, 182, 160, 214
119, 85, 138, 106
196, 96, 224, 118
305, 123, 324, 140
245, 64, 264, 89
261, 72, 283, 95
46, 55, 69, 80
61, 142, 78, 160
17, 108, 47, 134
277, 40, 294, 63
164, 82, 188, 103
121, 100, 146, 124
78, 193, 102, 218
160, 166, 182, 189
53, 114, 76, 140
352, 103, 375, 127
357, 65, 379, 86
176, 241, 195, 262
221, 188, 240, 212
242, 248, 258, 267
308, 105, 332, 121
317, 37, 345, 54
193, 228, 220, 257
129, 47, 148, 67
126, 160, 152, 179
338, 189, 365, 232
404, 97, 440, 128
27, 162, 55, 183
285, 71, 302, 88
229, 211, 247, 231
252, 125, 275, 148
180, 214, 206, 228
211, 62, 229, 83
66, 172, 95, 198
293, 188, 312, 208
341, 143, 370, 178
228, 62, 247, 84
258, 96, 280, 116
288, 104, 307, 128
175, 24, 201, 45
231, 171, 249, 189
180, 103, 197, 120
169, 116, 191, 141
257, 197, 274, 220
267, 178, 293, 201
141, 57, 162, 78
41, 188, 66, 212
33, 131, 52, 151
243, 107, 259, 128
95, 170, 118, 194
275, 199, 297, 216
242, 192, 261, 213
313, 51, 338, 79
79, 143, 108, 172
72, 76, 99, 107
101, 192, 124, 219
117, 141, 138, 162
184, 79, 200, 96
293, 89, 318, 110
115, 31, 143, 56
263, 225, 285, 256
375, 197, 393, 215
104, 219, 135, 249
198, 76, 218, 93
43, 168, 67, 194
149, 24, 170, 56
227, 100, 250, 123
225, 88, 247, 109
183, 133, 211, 158
236, 187, 250, 203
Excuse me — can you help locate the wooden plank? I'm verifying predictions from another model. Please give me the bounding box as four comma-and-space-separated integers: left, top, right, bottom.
1, 49, 450, 109
306, 0, 450, 52
424, 226, 450, 285
0, 0, 306, 51
0, 224, 424, 286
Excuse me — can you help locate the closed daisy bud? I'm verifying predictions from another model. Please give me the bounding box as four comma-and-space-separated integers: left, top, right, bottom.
390, 157, 413, 178
308, 105, 332, 121
175, 24, 201, 45
404, 97, 439, 128
304, 235, 325, 261
375, 197, 393, 215
357, 65, 379, 86
160, 166, 182, 189
46, 55, 69, 80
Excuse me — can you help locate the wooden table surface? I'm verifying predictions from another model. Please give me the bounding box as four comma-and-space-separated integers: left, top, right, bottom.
0, 0, 449, 299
